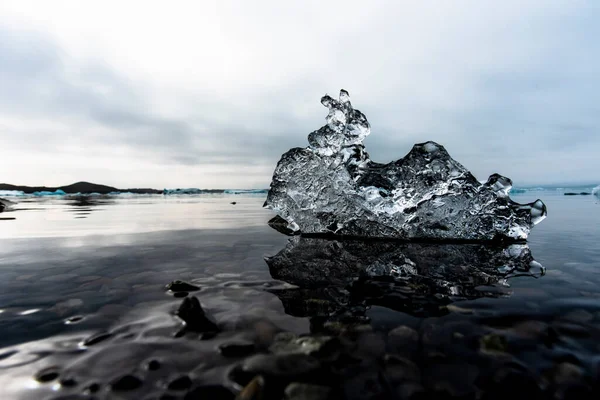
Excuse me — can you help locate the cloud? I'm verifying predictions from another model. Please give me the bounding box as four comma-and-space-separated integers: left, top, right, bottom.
0, 0, 598, 188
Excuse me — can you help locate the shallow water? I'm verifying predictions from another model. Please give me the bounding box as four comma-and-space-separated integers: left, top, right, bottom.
0, 192, 599, 399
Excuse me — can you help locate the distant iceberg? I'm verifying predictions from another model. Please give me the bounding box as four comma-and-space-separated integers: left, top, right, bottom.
163, 188, 268, 195
593, 185, 600, 197
32, 189, 66, 196
163, 188, 208, 195
223, 189, 268, 195
0, 190, 25, 197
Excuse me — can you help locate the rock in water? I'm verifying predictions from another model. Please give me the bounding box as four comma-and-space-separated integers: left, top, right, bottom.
0, 198, 12, 213
264, 90, 547, 240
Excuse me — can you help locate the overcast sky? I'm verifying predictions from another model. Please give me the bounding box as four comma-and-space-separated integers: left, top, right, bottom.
1, 1, 598, 189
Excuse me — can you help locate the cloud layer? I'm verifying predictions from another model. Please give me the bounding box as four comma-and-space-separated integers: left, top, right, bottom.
1, 0, 598, 188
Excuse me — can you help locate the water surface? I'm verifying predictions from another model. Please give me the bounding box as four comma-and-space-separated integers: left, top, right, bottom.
0, 191, 599, 399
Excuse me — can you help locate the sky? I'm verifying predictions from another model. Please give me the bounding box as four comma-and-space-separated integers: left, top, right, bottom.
0, 0, 598, 189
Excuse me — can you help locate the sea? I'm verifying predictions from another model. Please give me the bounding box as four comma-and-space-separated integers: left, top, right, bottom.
0, 186, 599, 399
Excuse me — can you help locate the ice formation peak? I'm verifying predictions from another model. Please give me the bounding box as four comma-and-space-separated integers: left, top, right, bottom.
265, 90, 547, 241
308, 89, 371, 157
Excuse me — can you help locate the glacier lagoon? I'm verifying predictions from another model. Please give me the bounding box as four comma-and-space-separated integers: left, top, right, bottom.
0, 189, 599, 399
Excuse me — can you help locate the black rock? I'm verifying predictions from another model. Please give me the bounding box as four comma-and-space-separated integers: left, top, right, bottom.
219, 342, 256, 358
231, 201, 237, 205
82, 332, 112, 346
35, 366, 61, 382
165, 280, 200, 293
183, 385, 235, 400
167, 375, 193, 391
111, 374, 143, 391
59, 377, 78, 387
176, 296, 219, 333
146, 359, 161, 371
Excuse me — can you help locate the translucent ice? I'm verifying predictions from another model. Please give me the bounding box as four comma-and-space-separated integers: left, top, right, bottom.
265, 90, 547, 240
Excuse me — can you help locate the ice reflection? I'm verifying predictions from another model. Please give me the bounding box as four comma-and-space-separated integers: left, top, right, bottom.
267, 237, 544, 322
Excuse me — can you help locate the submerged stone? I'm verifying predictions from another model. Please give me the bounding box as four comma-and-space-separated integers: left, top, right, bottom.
264, 90, 547, 240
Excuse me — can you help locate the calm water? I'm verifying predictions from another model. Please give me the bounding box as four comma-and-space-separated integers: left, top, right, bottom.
0, 191, 599, 399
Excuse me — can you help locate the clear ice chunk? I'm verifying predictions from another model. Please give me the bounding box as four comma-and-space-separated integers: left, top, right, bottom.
265, 89, 547, 240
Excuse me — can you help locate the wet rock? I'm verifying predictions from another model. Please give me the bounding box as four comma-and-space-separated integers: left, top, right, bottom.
394, 382, 426, 400
111, 374, 143, 391
479, 333, 508, 354
59, 377, 78, 387
563, 309, 594, 323
270, 335, 334, 356
285, 382, 331, 400
64, 315, 84, 324
176, 296, 219, 333
146, 359, 161, 371
84, 383, 100, 394
173, 291, 189, 298
242, 353, 322, 379
237, 375, 264, 400
553, 362, 584, 384
231, 201, 237, 205
219, 342, 256, 358
342, 368, 389, 400
384, 355, 421, 384
184, 385, 234, 400
82, 332, 112, 346
388, 325, 419, 358
35, 366, 61, 382
558, 383, 594, 400
167, 375, 193, 391
165, 280, 200, 293
480, 364, 542, 400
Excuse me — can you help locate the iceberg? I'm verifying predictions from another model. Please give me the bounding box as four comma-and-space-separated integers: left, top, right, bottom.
223, 189, 268, 195
593, 184, 600, 197
163, 188, 205, 195
0, 190, 25, 197
264, 90, 547, 241
32, 189, 66, 196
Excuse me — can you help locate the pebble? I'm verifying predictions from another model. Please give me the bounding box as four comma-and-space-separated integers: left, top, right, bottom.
35, 366, 61, 383
165, 280, 200, 292
111, 375, 143, 391
176, 296, 219, 333
167, 375, 193, 391
284, 382, 331, 400
242, 353, 322, 378
219, 342, 256, 358
82, 332, 112, 347
237, 375, 264, 400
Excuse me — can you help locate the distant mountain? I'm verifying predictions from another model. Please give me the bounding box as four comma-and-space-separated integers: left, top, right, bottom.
0, 181, 162, 194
